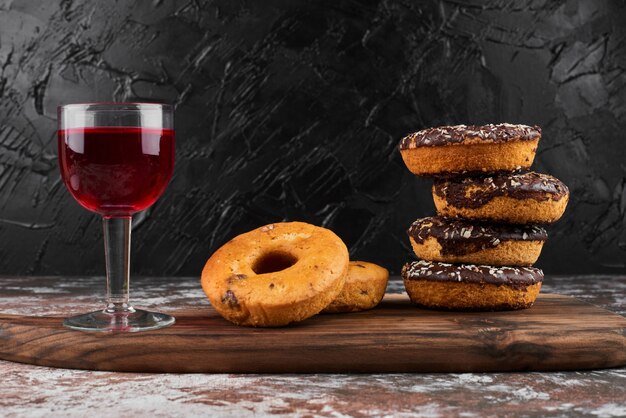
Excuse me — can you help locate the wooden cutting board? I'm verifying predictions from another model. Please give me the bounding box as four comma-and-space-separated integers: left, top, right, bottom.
0, 293, 624, 373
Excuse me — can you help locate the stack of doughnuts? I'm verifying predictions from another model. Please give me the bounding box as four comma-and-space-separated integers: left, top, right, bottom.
398, 124, 569, 311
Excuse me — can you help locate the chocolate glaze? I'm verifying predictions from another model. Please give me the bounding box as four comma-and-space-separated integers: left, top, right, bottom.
407, 216, 547, 256
402, 260, 543, 290
433, 171, 569, 209
426, 167, 528, 179
399, 123, 541, 149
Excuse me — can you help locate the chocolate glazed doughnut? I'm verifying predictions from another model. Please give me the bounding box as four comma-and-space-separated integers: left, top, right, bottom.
398, 124, 540, 176
433, 172, 569, 224
402, 260, 543, 311
408, 216, 547, 266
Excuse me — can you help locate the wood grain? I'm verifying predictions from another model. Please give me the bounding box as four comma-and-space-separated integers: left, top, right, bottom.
0, 293, 624, 373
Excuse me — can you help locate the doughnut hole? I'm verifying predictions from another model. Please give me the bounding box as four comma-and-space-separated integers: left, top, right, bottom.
252, 251, 298, 274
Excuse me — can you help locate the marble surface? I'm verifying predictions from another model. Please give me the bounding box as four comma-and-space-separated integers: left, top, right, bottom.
0, 275, 625, 417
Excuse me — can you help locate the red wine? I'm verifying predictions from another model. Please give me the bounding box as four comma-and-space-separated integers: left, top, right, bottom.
58, 127, 175, 216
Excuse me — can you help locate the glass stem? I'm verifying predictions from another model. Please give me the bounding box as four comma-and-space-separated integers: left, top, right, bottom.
103, 216, 133, 314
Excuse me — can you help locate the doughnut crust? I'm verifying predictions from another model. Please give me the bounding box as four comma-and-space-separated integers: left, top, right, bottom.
433, 172, 569, 224
408, 217, 547, 266
402, 261, 543, 311
398, 124, 540, 176
201, 222, 349, 327
322, 261, 389, 313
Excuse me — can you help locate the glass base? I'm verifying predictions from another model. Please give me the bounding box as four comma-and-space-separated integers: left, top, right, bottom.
63, 308, 175, 332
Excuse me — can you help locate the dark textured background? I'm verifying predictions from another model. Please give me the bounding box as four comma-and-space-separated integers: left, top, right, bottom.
0, 0, 624, 276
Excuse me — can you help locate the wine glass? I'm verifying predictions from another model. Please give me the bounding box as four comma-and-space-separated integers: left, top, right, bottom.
58, 103, 175, 332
